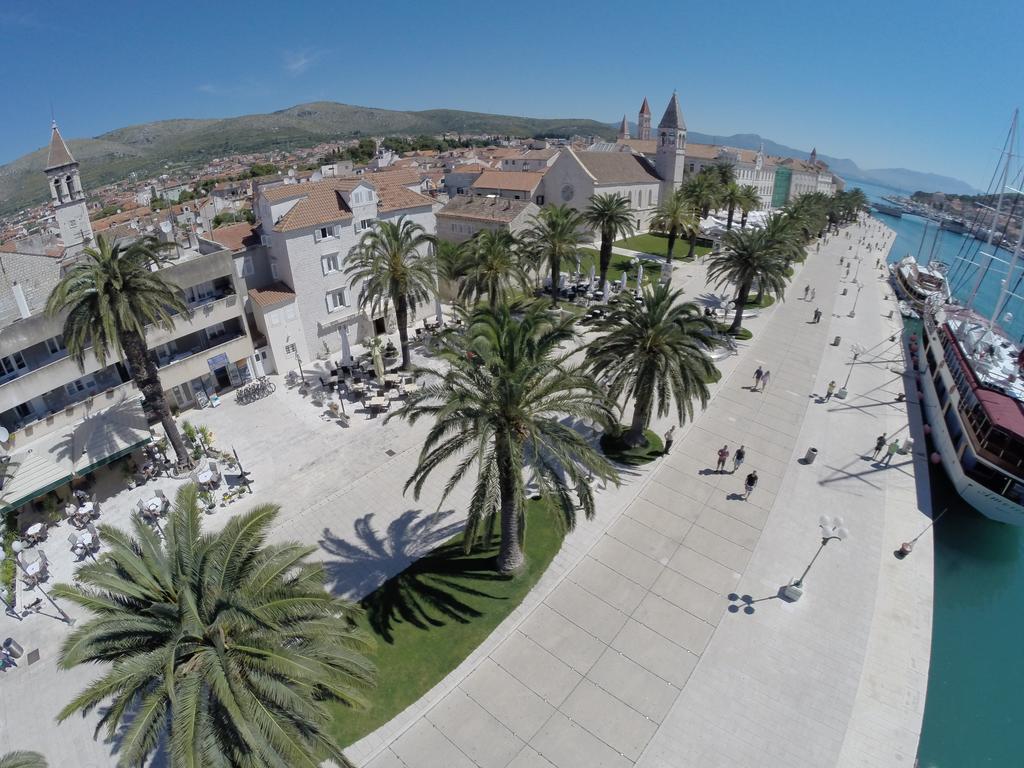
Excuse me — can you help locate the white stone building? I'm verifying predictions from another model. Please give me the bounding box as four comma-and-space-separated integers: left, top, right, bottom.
253, 176, 439, 369
469, 171, 546, 204
436, 196, 540, 243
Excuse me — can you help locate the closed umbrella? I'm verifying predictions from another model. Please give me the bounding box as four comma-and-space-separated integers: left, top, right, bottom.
588, 264, 596, 288
620, 272, 628, 291
372, 339, 385, 380
636, 264, 644, 289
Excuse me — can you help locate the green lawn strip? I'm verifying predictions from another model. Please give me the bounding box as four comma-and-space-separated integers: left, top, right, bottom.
613, 233, 710, 261
579, 248, 660, 290
329, 500, 563, 747
715, 321, 753, 340
745, 294, 775, 308
600, 427, 664, 466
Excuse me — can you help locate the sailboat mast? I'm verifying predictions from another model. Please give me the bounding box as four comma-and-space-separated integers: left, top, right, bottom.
969, 109, 1018, 307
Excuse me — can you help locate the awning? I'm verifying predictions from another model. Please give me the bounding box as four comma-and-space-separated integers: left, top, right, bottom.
0, 394, 151, 514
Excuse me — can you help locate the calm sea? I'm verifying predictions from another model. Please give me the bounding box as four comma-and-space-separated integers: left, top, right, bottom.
856, 180, 1024, 767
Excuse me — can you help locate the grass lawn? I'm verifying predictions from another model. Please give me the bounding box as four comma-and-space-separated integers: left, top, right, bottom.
716, 322, 753, 340
745, 294, 775, 308
614, 233, 711, 261
578, 248, 660, 290
600, 427, 664, 466
328, 500, 563, 747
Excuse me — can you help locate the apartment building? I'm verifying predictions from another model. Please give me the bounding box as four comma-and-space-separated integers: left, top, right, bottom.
436, 196, 540, 243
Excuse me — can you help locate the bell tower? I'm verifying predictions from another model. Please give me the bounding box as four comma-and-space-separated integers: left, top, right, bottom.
45, 121, 93, 252
617, 115, 630, 140
638, 97, 652, 141
655, 91, 687, 199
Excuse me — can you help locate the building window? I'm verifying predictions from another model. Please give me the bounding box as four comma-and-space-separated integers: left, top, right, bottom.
0, 352, 27, 377
314, 226, 334, 242
45, 336, 65, 355
355, 218, 373, 232
65, 378, 87, 395
326, 287, 350, 313
271, 261, 279, 279
322, 253, 340, 275
242, 255, 254, 277
514, 194, 521, 200
535, 195, 545, 205
15, 402, 33, 419
284, 342, 297, 355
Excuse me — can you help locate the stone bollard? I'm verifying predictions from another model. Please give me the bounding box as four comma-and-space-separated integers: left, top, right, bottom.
803, 447, 818, 464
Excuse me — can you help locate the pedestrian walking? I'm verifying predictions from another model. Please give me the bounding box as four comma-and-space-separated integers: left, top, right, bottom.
663, 426, 676, 456
872, 432, 887, 459
744, 470, 758, 500
716, 445, 730, 473
760, 370, 771, 391
824, 380, 837, 401
812, 307, 822, 323
753, 366, 764, 390
882, 439, 900, 465
733, 445, 746, 472
803, 284, 810, 300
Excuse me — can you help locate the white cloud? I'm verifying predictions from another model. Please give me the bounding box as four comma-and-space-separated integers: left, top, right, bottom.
283, 50, 320, 76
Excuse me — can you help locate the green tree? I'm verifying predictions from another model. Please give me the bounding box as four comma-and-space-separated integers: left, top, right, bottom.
522, 205, 588, 307
706, 226, 791, 334
785, 192, 831, 241
683, 170, 722, 219
392, 303, 617, 573
0, 752, 47, 768
650, 188, 698, 263
248, 162, 278, 177
459, 230, 530, 308
720, 182, 743, 230
54, 486, 375, 768
46, 234, 192, 465
737, 185, 761, 228
346, 217, 437, 370
434, 239, 470, 311
583, 193, 635, 289
588, 284, 718, 447
712, 162, 737, 187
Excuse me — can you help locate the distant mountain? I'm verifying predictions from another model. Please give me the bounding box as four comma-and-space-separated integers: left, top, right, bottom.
0, 102, 978, 217
0, 102, 616, 216
683, 131, 979, 195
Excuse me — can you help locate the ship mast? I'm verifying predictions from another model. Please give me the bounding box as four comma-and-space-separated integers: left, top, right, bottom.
969, 108, 1018, 307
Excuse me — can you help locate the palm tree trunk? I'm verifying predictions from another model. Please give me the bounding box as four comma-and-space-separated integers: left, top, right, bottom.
495, 437, 524, 574
727, 204, 735, 230
686, 231, 697, 260
598, 230, 612, 291
741, 211, 749, 229
665, 227, 677, 263
121, 329, 190, 466
395, 293, 411, 370
729, 281, 751, 335
550, 256, 560, 308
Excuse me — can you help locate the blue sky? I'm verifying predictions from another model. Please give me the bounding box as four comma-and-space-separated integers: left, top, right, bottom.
2, 0, 1022, 189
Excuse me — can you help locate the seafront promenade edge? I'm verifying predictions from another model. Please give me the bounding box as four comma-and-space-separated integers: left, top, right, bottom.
348, 219, 935, 768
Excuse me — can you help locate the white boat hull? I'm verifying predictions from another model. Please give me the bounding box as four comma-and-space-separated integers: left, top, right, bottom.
916, 331, 1024, 525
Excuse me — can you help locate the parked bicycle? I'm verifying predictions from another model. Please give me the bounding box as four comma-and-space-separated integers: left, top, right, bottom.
235, 376, 276, 405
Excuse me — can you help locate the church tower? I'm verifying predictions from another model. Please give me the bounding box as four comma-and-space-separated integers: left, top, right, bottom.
45, 121, 93, 252
618, 114, 630, 140
655, 91, 687, 198
638, 97, 652, 141
755, 142, 765, 171
809, 147, 818, 166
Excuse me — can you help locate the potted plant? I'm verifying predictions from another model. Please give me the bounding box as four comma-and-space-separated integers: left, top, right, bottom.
198, 489, 216, 514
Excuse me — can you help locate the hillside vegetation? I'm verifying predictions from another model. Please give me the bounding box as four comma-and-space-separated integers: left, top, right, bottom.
0, 102, 615, 215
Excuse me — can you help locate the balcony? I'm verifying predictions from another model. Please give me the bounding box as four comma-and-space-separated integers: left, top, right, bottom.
157, 333, 254, 390
147, 293, 243, 347
6, 380, 140, 445
0, 347, 109, 413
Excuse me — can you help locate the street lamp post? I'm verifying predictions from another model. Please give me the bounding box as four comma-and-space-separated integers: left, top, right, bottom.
782, 515, 849, 602
847, 280, 863, 318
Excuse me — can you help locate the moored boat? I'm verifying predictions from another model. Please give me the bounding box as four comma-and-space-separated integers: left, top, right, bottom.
889, 254, 952, 312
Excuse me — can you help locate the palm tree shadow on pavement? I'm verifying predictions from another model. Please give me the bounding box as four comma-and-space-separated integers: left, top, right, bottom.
319, 509, 466, 600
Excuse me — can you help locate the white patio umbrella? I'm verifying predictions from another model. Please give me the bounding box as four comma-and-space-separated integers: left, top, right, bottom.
372, 340, 385, 380
636, 264, 644, 288
588, 264, 596, 287
339, 325, 353, 365
620, 272, 628, 291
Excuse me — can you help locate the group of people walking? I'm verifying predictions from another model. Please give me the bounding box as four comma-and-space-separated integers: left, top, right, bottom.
752, 366, 771, 392
714, 444, 758, 498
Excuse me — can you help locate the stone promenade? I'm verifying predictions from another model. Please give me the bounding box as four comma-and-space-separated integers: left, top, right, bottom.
348, 218, 934, 768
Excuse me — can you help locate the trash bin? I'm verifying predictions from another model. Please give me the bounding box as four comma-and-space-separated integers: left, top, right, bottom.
832, 336, 841, 346
841, 288, 848, 296
804, 447, 818, 464
3, 638, 23, 658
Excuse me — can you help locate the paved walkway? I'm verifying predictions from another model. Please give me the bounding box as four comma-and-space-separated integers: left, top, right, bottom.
348, 219, 934, 768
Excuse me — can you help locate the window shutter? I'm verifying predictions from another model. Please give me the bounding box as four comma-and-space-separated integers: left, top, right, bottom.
313, 228, 321, 242
333, 224, 342, 237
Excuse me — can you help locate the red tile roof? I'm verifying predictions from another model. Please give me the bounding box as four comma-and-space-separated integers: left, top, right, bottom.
209, 223, 259, 252
248, 282, 296, 309
471, 171, 545, 193
45, 123, 76, 170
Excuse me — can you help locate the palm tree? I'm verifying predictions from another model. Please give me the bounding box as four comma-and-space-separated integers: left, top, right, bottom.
582, 193, 635, 290
54, 485, 375, 768
0, 752, 47, 768
346, 217, 437, 370
737, 185, 761, 228
434, 239, 470, 301
785, 192, 831, 242
683, 170, 722, 219
706, 227, 791, 334
390, 302, 617, 573
650, 188, 698, 263
588, 284, 718, 447
459, 230, 529, 308
721, 182, 743, 230
712, 162, 737, 187
46, 234, 191, 465
522, 205, 588, 308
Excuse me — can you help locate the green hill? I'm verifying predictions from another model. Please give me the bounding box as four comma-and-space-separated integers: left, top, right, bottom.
0, 102, 616, 216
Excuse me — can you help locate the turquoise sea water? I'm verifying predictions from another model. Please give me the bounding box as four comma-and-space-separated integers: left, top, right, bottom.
857, 181, 1024, 767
